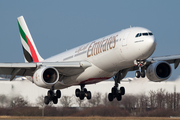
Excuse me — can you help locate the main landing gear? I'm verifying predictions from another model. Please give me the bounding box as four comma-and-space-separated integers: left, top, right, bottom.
108, 85, 125, 101
134, 60, 146, 78
44, 86, 61, 105
108, 70, 127, 102
75, 84, 92, 100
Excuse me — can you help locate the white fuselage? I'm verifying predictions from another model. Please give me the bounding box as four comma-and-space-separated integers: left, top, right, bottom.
43, 27, 156, 89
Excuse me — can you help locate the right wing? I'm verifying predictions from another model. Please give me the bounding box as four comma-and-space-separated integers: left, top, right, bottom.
0, 61, 91, 80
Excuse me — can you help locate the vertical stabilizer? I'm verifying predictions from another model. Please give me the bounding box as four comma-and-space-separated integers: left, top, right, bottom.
17, 16, 44, 63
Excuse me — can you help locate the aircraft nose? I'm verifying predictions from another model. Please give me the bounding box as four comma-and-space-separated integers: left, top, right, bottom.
141, 36, 156, 58
147, 36, 156, 50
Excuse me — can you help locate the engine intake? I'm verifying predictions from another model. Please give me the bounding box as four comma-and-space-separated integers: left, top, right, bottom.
43, 68, 58, 83
33, 66, 59, 88
146, 61, 171, 82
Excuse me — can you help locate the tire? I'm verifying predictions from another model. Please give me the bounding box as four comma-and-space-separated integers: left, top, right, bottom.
79, 91, 85, 100
141, 70, 145, 78
120, 87, 125, 95
111, 87, 117, 95
108, 93, 113, 102
53, 96, 58, 104
136, 71, 141, 78
44, 96, 49, 105
56, 90, 61, 98
75, 89, 80, 97
48, 90, 53, 98
83, 88, 87, 93
116, 93, 122, 101
87, 91, 91, 100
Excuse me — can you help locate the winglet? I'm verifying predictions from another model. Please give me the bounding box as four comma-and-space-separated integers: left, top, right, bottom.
17, 16, 44, 63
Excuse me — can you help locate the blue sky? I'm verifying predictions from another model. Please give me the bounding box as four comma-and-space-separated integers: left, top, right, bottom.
0, 0, 180, 80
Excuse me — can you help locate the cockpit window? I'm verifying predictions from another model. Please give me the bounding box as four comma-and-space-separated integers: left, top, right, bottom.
135, 32, 153, 37
149, 32, 153, 35
135, 33, 139, 37
135, 33, 142, 37
142, 33, 148, 36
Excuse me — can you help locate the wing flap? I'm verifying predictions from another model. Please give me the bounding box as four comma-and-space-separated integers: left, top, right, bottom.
0, 63, 37, 68
40, 61, 91, 69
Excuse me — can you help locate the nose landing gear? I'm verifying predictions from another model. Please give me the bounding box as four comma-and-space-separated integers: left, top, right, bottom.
136, 69, 145, 78
134, 60, 146, 78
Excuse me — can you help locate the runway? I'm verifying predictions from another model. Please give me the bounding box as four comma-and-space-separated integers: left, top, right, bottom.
0, 116, 179, 120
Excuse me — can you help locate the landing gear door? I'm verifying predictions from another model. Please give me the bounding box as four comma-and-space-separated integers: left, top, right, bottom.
122, 32, 130, 46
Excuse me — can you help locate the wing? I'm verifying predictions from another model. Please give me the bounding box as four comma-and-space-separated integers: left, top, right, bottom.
147, 55, 180, 69
128, 54, 180, 72
0, 61, 91, 81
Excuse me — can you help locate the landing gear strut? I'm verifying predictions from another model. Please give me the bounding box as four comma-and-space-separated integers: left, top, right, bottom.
75, 84, 91, 100
108, 70, 127, 102
44, 86, 61, 105
134, 60, 146, 78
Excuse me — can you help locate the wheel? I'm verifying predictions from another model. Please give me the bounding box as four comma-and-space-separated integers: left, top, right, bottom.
53, 96, 58, 104
48, 90, 53, 98
141, 70, 145, 78
75, 89, 80, 97
56, 90, 61, 98
108, 93, 113, 102
136, 71, 141, 78
111, 87, 117, 95
120, 87, 125, 95
86, 91, 91, 100
83, 88, 87, 93
44, 96, 49, 105
116, 93, 122, 101
79, 91, 85, 100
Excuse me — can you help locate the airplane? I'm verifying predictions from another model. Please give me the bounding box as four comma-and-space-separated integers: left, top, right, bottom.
0, 16, 178, 105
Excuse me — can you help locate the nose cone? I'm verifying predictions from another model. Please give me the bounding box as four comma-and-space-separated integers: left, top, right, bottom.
141, 36, 156, 58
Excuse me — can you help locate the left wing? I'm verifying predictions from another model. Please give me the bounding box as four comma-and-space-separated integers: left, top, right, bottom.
0, 61, 91, 81
147, 55, 180, 69
128, 54, 180, 72
126, 54, 180, 82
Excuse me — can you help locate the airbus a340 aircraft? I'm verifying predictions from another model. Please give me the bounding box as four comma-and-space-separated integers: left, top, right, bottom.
0, 16, 178, 105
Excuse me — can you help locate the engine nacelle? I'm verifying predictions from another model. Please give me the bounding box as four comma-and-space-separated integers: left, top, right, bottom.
146, 61, 171, 82
33, 66, 59, 88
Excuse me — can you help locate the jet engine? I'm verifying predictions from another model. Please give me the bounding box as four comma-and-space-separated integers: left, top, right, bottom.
146, 61, 171, 82
33, 66, 59, 88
